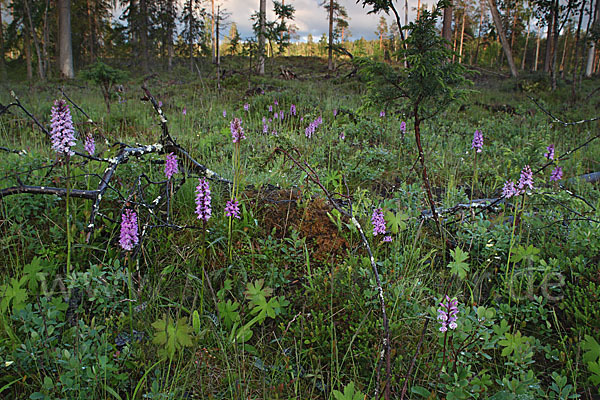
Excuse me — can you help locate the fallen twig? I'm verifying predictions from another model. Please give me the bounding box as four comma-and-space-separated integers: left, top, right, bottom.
274, 147, 391, 400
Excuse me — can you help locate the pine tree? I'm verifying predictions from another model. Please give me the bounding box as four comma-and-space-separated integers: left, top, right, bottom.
376, 16, 388, 50
180, 0, 205, 71
228, 22, 241, 55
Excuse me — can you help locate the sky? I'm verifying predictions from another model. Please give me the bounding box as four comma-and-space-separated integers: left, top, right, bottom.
217, 0, 422, 42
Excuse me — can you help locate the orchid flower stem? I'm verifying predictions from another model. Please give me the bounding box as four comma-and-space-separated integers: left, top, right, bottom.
65, 159, 72, 276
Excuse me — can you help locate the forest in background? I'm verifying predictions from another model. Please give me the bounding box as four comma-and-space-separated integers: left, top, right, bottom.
0, 0, 599, 84
1, 1, 600, 399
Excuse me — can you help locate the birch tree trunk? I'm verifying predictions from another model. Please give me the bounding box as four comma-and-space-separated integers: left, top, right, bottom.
559, 26, 569, 78
586, 0, 600, 76
488, 0, 518, 77
58, 0, 74, 78
452, 12, 459, 61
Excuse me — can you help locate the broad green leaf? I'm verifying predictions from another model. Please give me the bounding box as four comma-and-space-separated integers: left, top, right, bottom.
448, 247, 469, 280
385, 210, 408, 234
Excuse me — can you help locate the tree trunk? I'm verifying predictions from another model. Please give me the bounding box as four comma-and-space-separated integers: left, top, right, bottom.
586, 0, 600, 76
551, 0, 560, 89
417, 0, 421, 19
188, 0, 193, 72
459, 11, 465, 63
405, 0, 409, 26
452, 11, 459, 61
257, 0, 266, 75
442, 2, 453, 44
328, 0, 334, 71
509, 4, 519, 51
43, 0, 51, 77
24, 0, 45, 79
58, 0, 74, 78
544, 9, 555, 72
86, 0, 94, 61
139, 0, 149, 72
473, 0, 484, 64
521, 17, 530, 70
25, 24, 32, 80
559, 26, 569, 78
571, 0, 586, 99
0, 0, 6, 80
488, 0, 518, 77
167, 0, 174, 71
211, 0, 216, 63
534, 25, 541, 71
216, 5, 220, 88
129, 0, 138, 47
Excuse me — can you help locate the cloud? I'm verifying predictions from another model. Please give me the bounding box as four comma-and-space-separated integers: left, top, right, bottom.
220, 0, 423, 41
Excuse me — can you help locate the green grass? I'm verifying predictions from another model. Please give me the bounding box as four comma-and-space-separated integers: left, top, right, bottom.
0, 57, 599, 399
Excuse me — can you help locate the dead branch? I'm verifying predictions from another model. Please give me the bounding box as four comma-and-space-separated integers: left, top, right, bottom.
528, 95, 600, 126
274, 147, 391, 400
2, 87, 231, 247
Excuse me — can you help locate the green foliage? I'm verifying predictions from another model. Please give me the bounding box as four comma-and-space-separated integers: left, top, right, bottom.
355, 0, 469, 119
151, 315, 194, 359
80, 62, 128, 112
385, 210, 408, 234
582, 335, 600, 387
447, 247, 470, 279
80, 61, 128, 88
332, 381, 366, 400
1, 57, 600, 399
